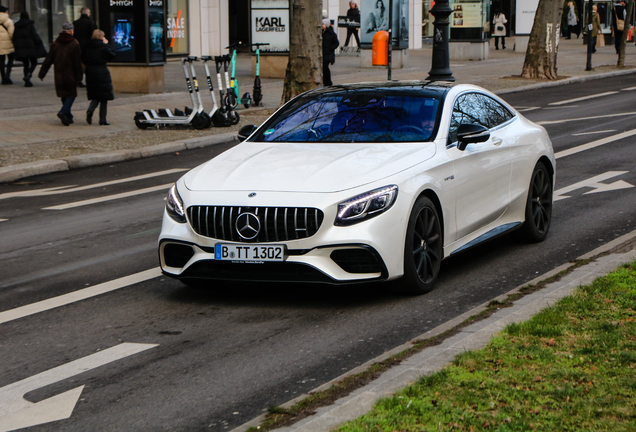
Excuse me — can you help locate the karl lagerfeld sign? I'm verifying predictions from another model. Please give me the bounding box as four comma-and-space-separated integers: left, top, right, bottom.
251, 5, 289, 52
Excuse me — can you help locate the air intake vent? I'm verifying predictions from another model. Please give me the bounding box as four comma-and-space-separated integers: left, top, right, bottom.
187, 206, 324, 243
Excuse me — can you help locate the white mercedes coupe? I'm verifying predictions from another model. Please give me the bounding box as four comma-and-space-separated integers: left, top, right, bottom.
158, 82, 555, 294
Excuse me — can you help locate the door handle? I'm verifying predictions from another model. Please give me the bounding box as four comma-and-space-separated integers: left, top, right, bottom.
492, 137, 503, 146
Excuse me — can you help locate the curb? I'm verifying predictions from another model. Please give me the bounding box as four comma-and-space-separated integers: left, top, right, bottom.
229, 229, 636, 432
0, 132, 239, 184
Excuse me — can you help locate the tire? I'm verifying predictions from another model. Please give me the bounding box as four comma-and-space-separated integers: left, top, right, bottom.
242, 92, 252, 109
134, 113, 149, 130
229, 111, 240, 125
226, 92, 238, 109
191, 113, 210, 130
212, 110, 228, 127
512, 162, 553, 243
398, 196, 443, 295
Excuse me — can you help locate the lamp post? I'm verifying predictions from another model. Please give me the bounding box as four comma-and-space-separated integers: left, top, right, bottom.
586, 0, 592, 71
427, 0, 455, 82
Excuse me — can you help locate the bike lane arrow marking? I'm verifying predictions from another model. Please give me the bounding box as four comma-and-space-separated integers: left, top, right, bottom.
0, 343, 158, 432
554, 171, 634, 201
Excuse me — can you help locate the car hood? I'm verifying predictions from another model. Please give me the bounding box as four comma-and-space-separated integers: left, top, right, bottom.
184, 142, 436, 193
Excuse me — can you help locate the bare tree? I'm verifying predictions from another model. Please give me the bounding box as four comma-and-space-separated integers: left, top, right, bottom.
521, 0, 564, 79
281, 0, 323, 104
618, 0, 634, 67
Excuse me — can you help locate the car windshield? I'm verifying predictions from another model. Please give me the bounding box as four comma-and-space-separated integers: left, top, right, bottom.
252, 92, 441, 143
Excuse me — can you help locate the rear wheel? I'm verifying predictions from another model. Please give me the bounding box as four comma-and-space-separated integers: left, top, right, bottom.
191, 113, 210, 130
512, 162, 553, 243
398, 196, 443, 295
134, 113, 149, 130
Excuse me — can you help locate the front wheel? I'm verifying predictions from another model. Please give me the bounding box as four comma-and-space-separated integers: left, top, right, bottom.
228, 110, 240, 125
398, 196, 443, 295
134, 113, 149, 130
191, 112, 210, 130
512, 162, 553, 243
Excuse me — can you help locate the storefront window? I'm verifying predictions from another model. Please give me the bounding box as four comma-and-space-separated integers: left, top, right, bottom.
166, 0, 188, 55
449, 0, 490, 40
422, 0, 435, 39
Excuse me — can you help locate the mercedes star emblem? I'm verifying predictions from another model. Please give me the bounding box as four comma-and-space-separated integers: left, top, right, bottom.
236, 212, 260, 240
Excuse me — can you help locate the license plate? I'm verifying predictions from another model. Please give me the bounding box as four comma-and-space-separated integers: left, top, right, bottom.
215, 244, 286, 262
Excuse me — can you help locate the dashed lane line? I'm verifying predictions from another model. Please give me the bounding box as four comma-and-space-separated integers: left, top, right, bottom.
42, 184, 173, 210
572, 130, 616, 136
548, 91, 619, 106
0, 268, 161, 325
537, 112, 636, 125
555, 128, 636, 159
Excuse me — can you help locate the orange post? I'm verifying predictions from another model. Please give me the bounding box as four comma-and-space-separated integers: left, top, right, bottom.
372, 31, 389, 66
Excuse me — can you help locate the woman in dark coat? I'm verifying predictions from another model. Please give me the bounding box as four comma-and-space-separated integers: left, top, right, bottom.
82, 29, 115, 125
322, 19, 339, 86
12, 11, 45, 87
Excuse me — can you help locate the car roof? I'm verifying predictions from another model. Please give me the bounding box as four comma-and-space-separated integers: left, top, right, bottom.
303, 80, 455, 98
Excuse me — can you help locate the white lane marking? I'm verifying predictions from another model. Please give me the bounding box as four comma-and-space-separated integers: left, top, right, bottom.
555, 128, 636, 159
548, 91, 619, 106
572, 130, 616, 136
0, 268, 161, 325
0, 343, 158, 432
537, 111, 636, 125
0, 219, 7, 222
42, 184, 173, 210
517, 107, 541, 112
0, 169, 186, 201
554, 171, 634, 201
622, 86, 636, 91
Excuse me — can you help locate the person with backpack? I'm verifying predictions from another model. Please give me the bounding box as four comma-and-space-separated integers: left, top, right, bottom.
12, 11, 45, 87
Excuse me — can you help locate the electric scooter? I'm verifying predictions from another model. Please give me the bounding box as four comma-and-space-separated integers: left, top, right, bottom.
134, 57, 210, 129
201, 55, 229, 127
250, 43, 269, 107
226, 43, 252, 109
215, 55, 240, 126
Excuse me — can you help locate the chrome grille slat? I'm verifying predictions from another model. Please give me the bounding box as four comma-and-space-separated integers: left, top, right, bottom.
188, 206, 323, 243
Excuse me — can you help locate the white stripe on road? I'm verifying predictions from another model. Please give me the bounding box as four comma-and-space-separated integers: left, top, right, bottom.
0, 219, 7, 222
42, 183, 173, 210
622, 86, 636, 91
572, 130, 616, 136
548, 91, 619, 106
0, 168, 186, 201
555, 128, 636, 159
0, 268, 161, 325
537, 111, 636, 125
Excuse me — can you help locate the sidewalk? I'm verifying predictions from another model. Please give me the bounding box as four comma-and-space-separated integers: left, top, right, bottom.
1, 37, 635, 182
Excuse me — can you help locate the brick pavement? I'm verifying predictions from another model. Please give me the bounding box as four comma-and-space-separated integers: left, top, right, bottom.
1, 36, 635, 182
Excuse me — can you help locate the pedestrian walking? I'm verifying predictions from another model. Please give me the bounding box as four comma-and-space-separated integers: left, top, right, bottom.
493, 9, 507, 50
591, 5, 602, 53
0, 5, 15, 85
38, 22, 82, 126
343, 2, 361, 49
12, 11, 46, 87
612, 1, 627, 54
83, 29, 115, 126
566, 2, 579, 39
322, 18, 339, 86
72, 7, 95, 87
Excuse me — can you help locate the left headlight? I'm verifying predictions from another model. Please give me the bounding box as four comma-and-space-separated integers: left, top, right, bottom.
166, 184, 186, 223
335, 185, 398, 226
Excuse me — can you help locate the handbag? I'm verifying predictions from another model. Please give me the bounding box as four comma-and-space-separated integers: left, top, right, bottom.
497, 25, 504, 31
616, 12, 625, 31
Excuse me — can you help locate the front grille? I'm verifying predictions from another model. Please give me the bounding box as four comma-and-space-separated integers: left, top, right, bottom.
187, 206, 324, 242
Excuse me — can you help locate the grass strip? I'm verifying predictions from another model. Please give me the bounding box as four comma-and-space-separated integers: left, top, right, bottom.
338, 261, 636, 431
246, 259, 595, 431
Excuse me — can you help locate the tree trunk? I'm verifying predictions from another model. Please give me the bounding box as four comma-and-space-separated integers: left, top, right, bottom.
281, 0, 323, 104
617, 0, 634, 67
521, 0, 564, 79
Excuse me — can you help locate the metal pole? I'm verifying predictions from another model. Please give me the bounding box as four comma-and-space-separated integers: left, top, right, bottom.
388, 0, 393, 80
586, 0, 593, 71
427, 0, 455, 82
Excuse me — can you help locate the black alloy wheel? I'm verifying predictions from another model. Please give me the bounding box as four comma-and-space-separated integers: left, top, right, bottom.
399, 196, 443, 295
513, 161, 553, 243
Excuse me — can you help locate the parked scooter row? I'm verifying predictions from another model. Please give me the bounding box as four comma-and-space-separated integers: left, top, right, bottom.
134, 56, 239, 129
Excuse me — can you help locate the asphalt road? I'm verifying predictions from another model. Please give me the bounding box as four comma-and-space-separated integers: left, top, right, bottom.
0, 76, 635, 432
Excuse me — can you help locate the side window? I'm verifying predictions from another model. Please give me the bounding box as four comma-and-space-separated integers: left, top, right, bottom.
448, 93, 514, 143
448, 93, 489, 143
482, 95, 514, 129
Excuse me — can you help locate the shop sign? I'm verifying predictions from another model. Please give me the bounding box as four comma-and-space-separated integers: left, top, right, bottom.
149, 0, 163, 6
251, 9, 289, 52
110, 0, 134, 6
168, 11, 186, 45
450, 2, 482, 28
516, 0, 540, 35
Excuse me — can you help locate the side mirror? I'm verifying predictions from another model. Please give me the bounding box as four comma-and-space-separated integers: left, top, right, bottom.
456, 124, 490, 151
238, 124, 258, 142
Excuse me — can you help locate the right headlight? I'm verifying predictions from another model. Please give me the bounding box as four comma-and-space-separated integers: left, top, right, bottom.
166, 184, 186, 223
335, 185, 398, 226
